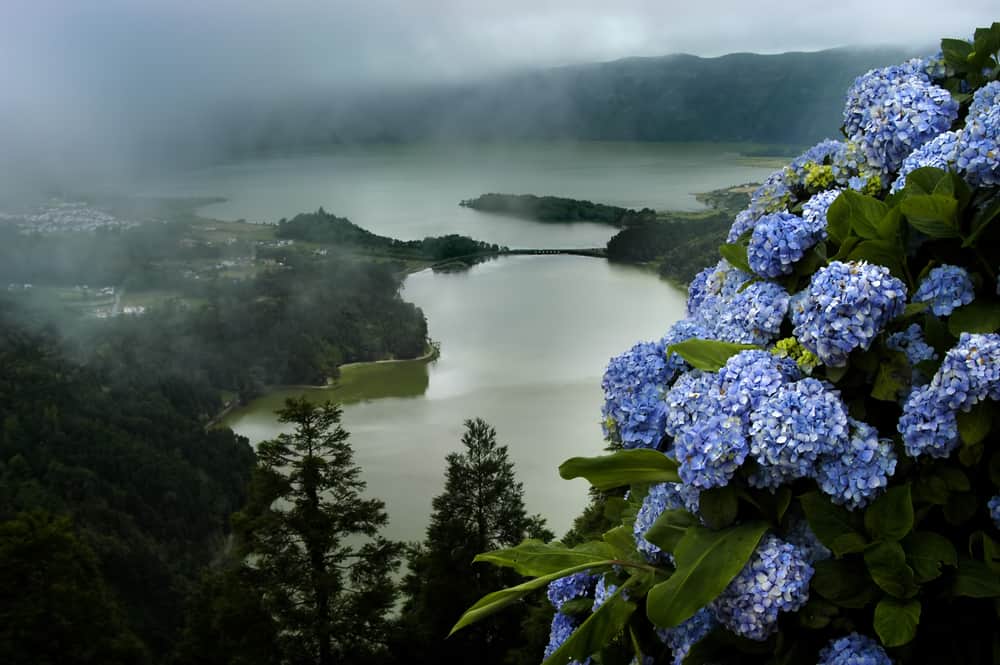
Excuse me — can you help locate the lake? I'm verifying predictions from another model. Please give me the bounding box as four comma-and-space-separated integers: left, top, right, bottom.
172, 141, 782, 542
149, 141, 782, 248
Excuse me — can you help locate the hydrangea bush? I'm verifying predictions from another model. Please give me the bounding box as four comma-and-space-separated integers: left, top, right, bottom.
453, 24, 1000, 665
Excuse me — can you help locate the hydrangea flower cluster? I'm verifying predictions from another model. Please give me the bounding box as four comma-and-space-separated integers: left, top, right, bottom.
791, 261, 907, 367
547, 572, 597, 610
633, 482, 701, 562
856, 78, 959, 175
716, 350, 800, 423
748, 378, 849, 489
890, 130, 960, 192
543, 613, 589, 664
674, 414, 749, 489
656, 607, 717, 665
726, 208, 758, 243
801, 188, 841, 235
843, 61, 932, 137
685, 260, 792, 346
817, 633, 893, 665
715, 280, 790, 345
591, 577, 620, 611
664, 370, 718, 439
887, 323, 938, 365
711, 535, 813, 640
602, 335, 693, 449
899, 333, 1000, 458
913, 264, 975, 316
990, 495, 1000, 529
815, 419, 898, 509
956, 81, 1000, 186
747, 212, 821, 278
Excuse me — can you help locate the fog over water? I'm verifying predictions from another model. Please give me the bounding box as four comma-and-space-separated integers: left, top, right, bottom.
2, 1, 996, 195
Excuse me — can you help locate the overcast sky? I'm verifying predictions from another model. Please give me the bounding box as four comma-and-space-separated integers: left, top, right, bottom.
0, 0, 996, 190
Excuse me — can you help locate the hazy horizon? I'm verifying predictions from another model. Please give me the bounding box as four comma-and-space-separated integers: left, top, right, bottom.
1, 1, 996, 195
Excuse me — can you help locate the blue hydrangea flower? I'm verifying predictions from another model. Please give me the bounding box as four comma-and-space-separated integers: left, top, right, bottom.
856, 78, 959, 176
674, 414, 749, 489
801, 188, 842, 236
726, 208, 758, 243
747, 212, 820, 278
887, 323, 938, 365
711, 535, 813, 641
989, 495, 1000, 529
898, 384, 960, 458
818, 633, 892, 665
843, 61, 932, 138
544, 612, 589, 663
687, 266, 714, 316
748, 378, 849, 488
748, 170, 792, 216
602, 340, 672, 448
591, 576, 623, 612
969, 81, 1000, 118
957, 83, 1000, 187
890, 130, 960, 192
913, 264, 975, 316
547, 572, 597, 610
714, 281, 790, 345
898, 333, 1000, 458
815, 418, 897, 509
784, 519, 831, 564
716, 350, 799, 424
664, 370, 721, 439
687, 260, 753, 322
933, 333, 1000, 409
791, 261, 907, 367
656, 607, 717, 665
633, 482, 701, 563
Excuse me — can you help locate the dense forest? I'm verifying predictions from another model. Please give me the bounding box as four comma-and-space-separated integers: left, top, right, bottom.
459, 193, 645, 226
0, 303, 256, 661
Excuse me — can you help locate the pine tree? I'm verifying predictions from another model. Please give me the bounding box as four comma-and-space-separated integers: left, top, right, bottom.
395, 418, 553, 665
234, 398, 402, 665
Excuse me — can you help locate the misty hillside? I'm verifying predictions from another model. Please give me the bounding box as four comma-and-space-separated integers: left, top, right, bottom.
216, 47, 917, 154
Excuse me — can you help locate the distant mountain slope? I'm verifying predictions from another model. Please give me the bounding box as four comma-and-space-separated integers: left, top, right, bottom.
215, 47, 918, 154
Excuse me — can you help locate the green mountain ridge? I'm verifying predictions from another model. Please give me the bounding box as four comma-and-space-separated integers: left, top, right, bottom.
213, 46, 920, 154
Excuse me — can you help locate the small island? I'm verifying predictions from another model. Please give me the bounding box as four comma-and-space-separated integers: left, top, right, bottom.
459, 193, 654, 226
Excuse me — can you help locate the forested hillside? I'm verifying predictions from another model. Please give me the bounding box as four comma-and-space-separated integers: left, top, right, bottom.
0, 303, 256, 660
212, 47, 915, 154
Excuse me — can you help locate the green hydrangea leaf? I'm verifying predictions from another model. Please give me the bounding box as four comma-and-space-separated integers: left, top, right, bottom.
864, 484, 913, 542
874, 597, 921, 647
559, 449, 680, 490
646, 522, 768, 628
666, 339, 760, 372
474, 540, 616, 577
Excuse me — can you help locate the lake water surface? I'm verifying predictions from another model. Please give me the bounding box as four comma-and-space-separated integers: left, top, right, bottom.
187, 142, 782, 541
152, 141, 780, 248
